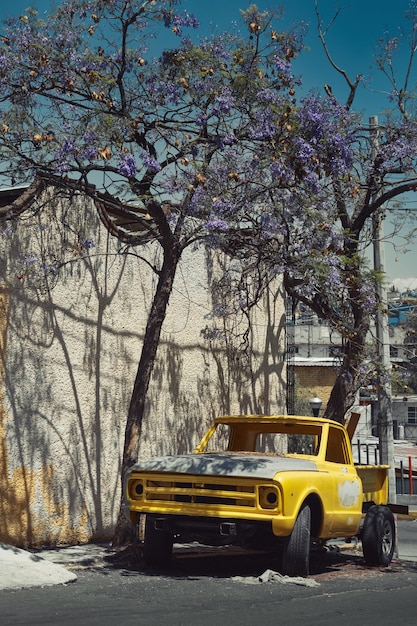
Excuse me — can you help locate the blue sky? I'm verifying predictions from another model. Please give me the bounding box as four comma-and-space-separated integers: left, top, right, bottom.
2, 0, 417, 286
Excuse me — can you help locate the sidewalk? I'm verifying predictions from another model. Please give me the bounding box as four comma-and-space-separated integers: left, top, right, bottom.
0, 542, 109, 592
2, 519, 417, 593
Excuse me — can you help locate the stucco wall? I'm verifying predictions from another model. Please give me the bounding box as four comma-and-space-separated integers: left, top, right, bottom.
0, 189, 285, 547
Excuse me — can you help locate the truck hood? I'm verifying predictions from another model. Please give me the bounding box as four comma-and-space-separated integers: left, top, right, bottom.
131, 453, 318, 480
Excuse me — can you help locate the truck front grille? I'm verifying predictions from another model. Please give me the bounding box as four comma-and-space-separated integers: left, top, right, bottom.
147, 477, 256, 508
129, 473, 259, 509
127, 472, 280, 514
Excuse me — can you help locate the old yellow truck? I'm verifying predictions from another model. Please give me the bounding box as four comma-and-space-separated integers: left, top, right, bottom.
124, 414, 399, 576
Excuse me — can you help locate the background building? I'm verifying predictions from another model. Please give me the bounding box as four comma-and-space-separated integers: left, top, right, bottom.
286, 292, 417, 492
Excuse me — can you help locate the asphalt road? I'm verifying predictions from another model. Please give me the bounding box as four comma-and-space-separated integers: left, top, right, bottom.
1, 519, 417, 626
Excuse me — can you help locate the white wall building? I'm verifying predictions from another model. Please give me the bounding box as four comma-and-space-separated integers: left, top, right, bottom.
1, 184, 286, 547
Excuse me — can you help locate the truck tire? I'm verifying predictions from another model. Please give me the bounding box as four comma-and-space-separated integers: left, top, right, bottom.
143, 516, 173, 567
281, 503, 311, 577
361, 505, 395, 566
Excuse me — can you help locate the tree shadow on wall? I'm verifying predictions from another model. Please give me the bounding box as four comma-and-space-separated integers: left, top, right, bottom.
145, 284, 286, 458
0, 192, 138, 547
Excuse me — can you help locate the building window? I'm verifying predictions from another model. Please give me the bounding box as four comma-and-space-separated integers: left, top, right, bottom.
390, 346, 399, 358
408, 407, 417, 423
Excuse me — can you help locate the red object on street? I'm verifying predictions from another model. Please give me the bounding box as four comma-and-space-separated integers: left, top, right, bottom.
409, 455, 413, 495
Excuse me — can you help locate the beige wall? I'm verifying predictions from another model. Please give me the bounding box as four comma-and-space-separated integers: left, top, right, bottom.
0, 189, 286, 547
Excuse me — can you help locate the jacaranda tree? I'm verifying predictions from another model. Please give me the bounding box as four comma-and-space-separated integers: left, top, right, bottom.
1, 0, 417, 540
0, 0, 309, 541
279, 0, 417, 425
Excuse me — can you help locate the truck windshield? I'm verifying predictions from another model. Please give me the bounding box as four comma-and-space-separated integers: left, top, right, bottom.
201, 422, 323, 456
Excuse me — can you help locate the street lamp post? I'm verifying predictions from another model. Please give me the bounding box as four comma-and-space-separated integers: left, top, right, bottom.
309, 396, 322, 417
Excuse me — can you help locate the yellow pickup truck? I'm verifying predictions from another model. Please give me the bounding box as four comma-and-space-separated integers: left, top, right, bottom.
124, 414, 399, 576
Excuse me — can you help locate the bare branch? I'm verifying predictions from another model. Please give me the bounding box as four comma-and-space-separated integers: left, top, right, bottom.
315, 0, 362, 108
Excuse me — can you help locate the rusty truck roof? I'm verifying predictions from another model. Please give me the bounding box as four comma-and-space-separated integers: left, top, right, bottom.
212, 414, 344, 428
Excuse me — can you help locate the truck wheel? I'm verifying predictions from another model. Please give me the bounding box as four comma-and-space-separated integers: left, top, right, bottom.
281, 503, 311, 577
143, 516, 173, 567
361, 505, 395, 566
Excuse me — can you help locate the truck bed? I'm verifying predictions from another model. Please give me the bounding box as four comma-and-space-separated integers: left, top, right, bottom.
355, 464, 389, 506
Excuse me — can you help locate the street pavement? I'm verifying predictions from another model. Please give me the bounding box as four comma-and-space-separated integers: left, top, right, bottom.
1, 517, 417, 592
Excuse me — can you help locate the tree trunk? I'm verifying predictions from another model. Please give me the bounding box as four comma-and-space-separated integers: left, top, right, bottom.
324, 326, 368, 423
325, 366, 361, 423
112, 246, 180, 546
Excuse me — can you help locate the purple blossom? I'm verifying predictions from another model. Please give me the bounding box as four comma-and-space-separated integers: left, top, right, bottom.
378, 123, 417, 172
399, 370, 411, 382
212, 198, 236, 215
215, 134, 237, 149
43, 264, 59, 276
388, 89, 399, 103
199, 37, 232, 61
213, 88, 235, 115
257, 88, 283, 105
211, 42, 232, 61
359, 282, 377, 310
82, 146, 98, 161
188, 187, 207, 216
162, 9, 200, 35
296, 95, 356, 175
173, 11, 200, 31
206, 216, 230, 231
243, 6, 263, 23
260, 214, 279, 239
24, 256, 38, 265
272, 57, 293, 77
196, 111, 208, 127
303, 172, 321, 194
60, 139, 76, 155
142, 153, 161, 173
0, 52, 11, 75
118, 153, 137, 178
295, 137, 316, 163
270, 159, 290, 181
83, 238, 95, 249
223, 134, 236, 146
327, 266, 342, 290
249, 109, 276, 140
54, 160, 71, 175
209, 303, 230, 317
145, 72, 182, 105
53, 139, 75, 173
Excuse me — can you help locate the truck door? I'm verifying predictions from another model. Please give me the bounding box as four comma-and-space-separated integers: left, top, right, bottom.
326, 426, 362, 535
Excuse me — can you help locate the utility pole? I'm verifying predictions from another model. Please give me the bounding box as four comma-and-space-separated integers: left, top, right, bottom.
370, 115, 396, 503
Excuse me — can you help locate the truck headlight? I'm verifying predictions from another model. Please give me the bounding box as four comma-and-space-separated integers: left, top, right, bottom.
258, 486, 279, 510
129, 479, 144, 500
